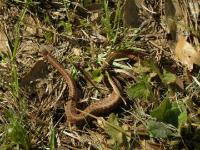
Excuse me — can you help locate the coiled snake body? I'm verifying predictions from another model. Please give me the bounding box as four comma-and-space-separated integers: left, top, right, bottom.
42, 50, 142, 123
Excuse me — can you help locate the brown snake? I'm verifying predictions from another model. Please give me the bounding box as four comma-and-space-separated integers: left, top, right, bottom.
42, 50, 143, 123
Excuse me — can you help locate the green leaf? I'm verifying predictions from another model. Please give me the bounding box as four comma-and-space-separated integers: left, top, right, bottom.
92, 68, 103, 83
105, 114, 123, 144
150, 98, 171, 122
147, 121, 173, 138
164, 106, 180, 127
127, 76, 151, 100
150, 99, 187, 128
178, 110, 187, 130
162, 70, 177, 84
104, 114, 129, 148
127, 83, 150, 100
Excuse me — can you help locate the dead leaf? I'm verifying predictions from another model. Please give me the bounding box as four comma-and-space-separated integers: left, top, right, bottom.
123, 0, 140, 27
189, 1, 200, 22
135, 0, 156, 14
164, 0, 186, 41
164, 0, 177, 41
141, 140, 164, 150
20, 60, 48, 87
72, 47, 81, 56
175, 77, 184, 90
0, 26, 10, 54
85, 3, 103, 12
0, 0, 5, 8
90, 12, 99, 22
175, 35, 200, 70
23, 15, 41, 36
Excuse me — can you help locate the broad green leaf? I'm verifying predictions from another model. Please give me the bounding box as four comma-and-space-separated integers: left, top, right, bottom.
164, 106, 180, 127
127, 83, 150, 100
127, 76, 151, 100
150, 98, 171, 121
151, 99, 187, 128
92, 69, 103, 83
162, 70, 176, 84
104, 114, 123, 145
104, 114, 129, 148
147, 121, 173, 138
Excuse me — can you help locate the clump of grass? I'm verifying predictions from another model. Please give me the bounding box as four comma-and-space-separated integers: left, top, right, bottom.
0, 110, 30, 150
101, 0, 123, 44
0, 0, 31, 149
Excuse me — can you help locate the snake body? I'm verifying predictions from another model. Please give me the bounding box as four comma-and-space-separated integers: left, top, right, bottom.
42, 50, 142, 123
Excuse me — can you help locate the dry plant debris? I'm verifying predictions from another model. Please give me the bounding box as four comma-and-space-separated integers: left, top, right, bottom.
0, 0, 200, 149
175, 35, 200, 70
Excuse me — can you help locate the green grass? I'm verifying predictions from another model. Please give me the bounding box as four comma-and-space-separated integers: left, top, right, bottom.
101, 0, 123, 45
0, 0, 30, 149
